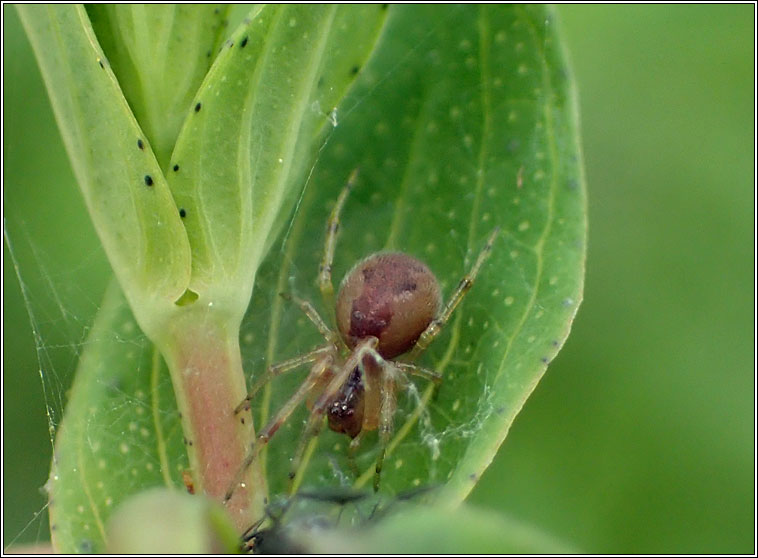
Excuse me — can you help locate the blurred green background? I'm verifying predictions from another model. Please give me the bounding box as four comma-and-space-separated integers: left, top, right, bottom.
3, 4, 754, 553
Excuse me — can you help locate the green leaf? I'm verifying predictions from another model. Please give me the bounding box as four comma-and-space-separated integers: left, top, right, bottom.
85, 5, 231, 170
17, 5, 191, 336
167, 5, 388, 315
240, 3, 585, 506
47, 280, 188, 553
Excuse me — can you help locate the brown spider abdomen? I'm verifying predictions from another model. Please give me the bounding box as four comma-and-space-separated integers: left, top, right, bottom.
336, 252, 441, 359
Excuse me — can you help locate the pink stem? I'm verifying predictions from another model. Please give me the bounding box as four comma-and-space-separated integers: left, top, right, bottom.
159, 312, 266, 532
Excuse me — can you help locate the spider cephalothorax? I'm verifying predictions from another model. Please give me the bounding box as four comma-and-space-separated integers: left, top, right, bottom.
224, 169, 498, 503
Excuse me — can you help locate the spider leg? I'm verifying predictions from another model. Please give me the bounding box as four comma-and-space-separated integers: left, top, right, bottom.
318, 168, 359, 315
234, 345, 333, 414
408, 226, 500, 360
224, 353, 334, 504
395, 362, 444, 402
279, 292, 340, 345
288, 336, 378, 491
374, 363, 399, 492
395, 362, 442, 385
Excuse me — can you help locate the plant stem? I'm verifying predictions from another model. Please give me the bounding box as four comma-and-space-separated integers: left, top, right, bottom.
158, 310, 266, 532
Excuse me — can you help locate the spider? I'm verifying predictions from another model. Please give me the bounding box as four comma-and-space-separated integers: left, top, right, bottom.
224, 169, 498, 504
